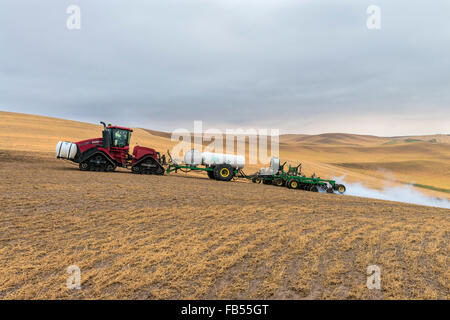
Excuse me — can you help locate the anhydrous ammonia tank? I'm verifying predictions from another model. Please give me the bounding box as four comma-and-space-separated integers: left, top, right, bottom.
56, 141, 77, 160
260, 157, 280, 175
270, 157, 280, 171
202, 152, 245, 169
184, 149, 203, 166
183, 150, 245, 169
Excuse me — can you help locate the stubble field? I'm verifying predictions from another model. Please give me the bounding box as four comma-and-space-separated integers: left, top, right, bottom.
0, 149, 448, 299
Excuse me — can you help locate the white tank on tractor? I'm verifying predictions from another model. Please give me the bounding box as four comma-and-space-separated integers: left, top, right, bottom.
259, 157, 280, 175
56, 141, 78, 160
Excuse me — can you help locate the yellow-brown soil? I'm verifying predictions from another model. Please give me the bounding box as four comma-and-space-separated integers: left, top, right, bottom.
0, 111, 449, 299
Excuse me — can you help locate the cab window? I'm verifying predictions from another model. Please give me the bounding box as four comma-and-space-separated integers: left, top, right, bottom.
111, 129, 129, 148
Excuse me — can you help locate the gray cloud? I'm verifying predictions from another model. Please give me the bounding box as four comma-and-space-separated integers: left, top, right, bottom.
1, 0, 449, 135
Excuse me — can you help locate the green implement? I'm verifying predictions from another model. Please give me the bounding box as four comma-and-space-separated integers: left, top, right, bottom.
248, 157, 346, 194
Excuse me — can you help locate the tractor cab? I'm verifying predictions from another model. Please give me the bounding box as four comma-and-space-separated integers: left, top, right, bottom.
287, 164, 302, 176
99, 122, 133, 166
101, 122, 133, 150
109, 126, 132, 149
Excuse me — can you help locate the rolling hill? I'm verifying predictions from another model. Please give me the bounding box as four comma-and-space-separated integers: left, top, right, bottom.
0, 110, 449, 300
1, 110, 449, 197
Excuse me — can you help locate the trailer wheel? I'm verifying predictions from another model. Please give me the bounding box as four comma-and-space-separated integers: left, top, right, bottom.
273, 178, 285, 187
263, 179, 272, 185
287, 179, 299, 189
336, 184, 346, 194
214, 164, 234, 181
255, 177, 262, 184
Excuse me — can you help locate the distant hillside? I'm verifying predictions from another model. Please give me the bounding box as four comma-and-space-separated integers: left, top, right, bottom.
0, 111, 176, 153
386, 134, 450, 145
280, 133, 390, 146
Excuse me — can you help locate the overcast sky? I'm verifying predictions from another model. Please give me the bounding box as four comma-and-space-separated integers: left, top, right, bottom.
1, 0, 449, 135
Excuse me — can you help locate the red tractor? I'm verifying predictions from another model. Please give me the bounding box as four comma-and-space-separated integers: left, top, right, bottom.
56, 122, 165, 174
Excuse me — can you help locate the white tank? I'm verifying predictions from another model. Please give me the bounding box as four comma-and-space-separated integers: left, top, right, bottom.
183, 149, 245, 169
259, 157, 280, 175
183, 149, 203, 166
56, 141, 77, 160
270, 157, 280, 172
202, 152, 245, 169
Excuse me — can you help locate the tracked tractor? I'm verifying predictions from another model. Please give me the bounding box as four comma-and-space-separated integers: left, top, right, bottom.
56, 122, 164, 174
